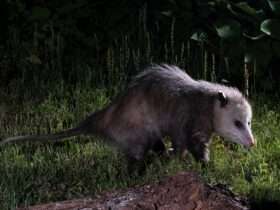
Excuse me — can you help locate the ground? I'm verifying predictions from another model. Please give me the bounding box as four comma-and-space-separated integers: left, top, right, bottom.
19, 171, 248, 210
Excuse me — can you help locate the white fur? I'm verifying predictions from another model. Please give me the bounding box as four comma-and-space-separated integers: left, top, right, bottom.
213, 95, 255, 148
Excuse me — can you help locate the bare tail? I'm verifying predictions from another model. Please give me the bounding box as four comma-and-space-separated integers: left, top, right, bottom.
0, 126, 83, 146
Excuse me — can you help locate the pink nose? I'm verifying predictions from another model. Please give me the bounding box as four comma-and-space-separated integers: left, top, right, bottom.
248, 138, 256, 147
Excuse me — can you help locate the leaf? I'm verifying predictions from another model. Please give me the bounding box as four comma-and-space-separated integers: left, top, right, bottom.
214, 19, 241, 40
227, 2, 261, 23
190, 31, 208, 42
243, 32, 266, 40
31, 7, 50, 21
267, 0, 280, 15
260, 19, 280, 39
236, 2, 258, 17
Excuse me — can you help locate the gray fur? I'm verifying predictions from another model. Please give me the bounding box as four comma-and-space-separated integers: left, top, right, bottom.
1, 64, 255, 162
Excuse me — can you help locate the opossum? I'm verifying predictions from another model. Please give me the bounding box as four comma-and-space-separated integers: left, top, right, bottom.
0, 64, 255, 163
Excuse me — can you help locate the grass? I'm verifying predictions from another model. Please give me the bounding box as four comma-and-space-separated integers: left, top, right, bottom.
1, 4, 279, 209
0, 88, 280, 210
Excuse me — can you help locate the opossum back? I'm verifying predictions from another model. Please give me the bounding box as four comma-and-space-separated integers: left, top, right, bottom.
129, 64, 197, 92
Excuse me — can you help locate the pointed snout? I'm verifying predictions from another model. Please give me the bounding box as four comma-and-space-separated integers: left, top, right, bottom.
246, 137, 256, 148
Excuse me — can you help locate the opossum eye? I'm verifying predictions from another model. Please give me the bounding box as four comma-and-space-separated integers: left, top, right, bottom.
234, 120, 243, 129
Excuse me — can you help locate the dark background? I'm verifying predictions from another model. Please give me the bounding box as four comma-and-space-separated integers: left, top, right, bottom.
0, 0, 280, 101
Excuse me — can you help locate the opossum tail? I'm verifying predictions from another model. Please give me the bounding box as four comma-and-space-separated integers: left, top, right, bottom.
0, 126, 83, 146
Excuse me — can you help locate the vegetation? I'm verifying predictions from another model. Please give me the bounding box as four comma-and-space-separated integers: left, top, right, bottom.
0, 0, 280, 209
1, 0, 280, 95
0, 89, 280, 209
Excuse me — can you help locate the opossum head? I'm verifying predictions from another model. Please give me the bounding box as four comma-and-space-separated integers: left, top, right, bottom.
213, 90, 255, 148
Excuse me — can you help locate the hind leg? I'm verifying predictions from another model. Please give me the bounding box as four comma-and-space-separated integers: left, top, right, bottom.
122, 140, 149, 175
188, 133, 211, 163
124, 137, 167, 174
125, 154, 146, 175
189, 142, 210, 163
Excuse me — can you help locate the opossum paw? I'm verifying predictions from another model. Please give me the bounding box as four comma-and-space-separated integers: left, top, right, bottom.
196, 153, 210, 168
203, 149, 210, 162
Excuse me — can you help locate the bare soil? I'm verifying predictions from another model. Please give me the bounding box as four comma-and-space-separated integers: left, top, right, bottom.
19, 171, 249, 210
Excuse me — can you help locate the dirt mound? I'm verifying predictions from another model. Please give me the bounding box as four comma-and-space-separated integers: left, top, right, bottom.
19, 171, 248, 210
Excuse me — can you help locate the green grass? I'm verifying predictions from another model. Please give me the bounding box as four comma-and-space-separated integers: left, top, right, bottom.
0, 89, 280, 210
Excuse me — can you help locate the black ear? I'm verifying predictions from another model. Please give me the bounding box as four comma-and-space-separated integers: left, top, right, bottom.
218, 91, 228, 107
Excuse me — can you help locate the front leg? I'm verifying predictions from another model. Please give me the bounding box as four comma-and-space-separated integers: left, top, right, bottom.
187, 132, 211, 163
